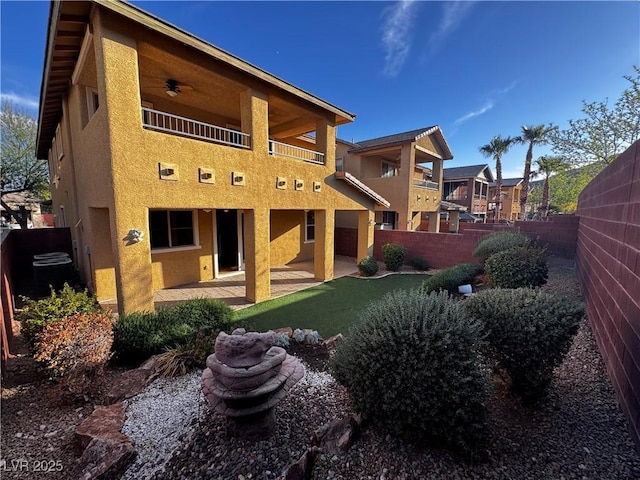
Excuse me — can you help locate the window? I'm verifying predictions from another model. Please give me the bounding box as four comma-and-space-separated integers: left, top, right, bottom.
86, 88, 99, 118
150, 210, 197, 250
58, 206, 67, 227
382, 211, 397, 229
336, 156, 344, 172
381, 161, 396, 178
305, 210, 315, 243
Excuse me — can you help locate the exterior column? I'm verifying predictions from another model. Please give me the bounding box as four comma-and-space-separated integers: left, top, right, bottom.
314, 209, 334, 281
240, 89, 269, 155
357, 210, 375, 261
449, 211, 460, 233
428, 211, 441, 232
111, 207, 154, 315
244, 207, 271, 303
315, 118, 336, 170
397, 144, 414, 231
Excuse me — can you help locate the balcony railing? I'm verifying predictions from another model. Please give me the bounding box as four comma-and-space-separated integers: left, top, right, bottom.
414, 179, 439, 190
142, 107, 251, 149
269, 140, 324, 165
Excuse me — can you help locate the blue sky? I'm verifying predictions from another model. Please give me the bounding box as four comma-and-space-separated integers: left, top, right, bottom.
1, 1, 638, 178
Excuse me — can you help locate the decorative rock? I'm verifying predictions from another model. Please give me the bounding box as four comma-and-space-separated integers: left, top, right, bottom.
75, 403, 128, 451
72, 436, 137, 480
323, 334, 344, 351
73, 403, 137, 480
105, 367, 158, 405
202, 329, 304, 439
312, 415, 361, 455
280, 447, 320, 480
215, 330, 276, 368
274, 327, 293, 337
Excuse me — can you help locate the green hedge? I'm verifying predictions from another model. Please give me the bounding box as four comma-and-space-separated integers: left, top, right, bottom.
473, 231, 532, 264
464, 288, 584, 403
485, 246, 548, 288
112, 298, 233, 364
382, 243, 407, 271
332, 290, 488, 458
422, 263, 481, 294
357, 256, 379, 277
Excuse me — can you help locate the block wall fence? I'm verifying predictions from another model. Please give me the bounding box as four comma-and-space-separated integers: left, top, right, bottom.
576, 140, 640, 450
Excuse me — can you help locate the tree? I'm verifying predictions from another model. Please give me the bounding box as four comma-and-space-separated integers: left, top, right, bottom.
480, 135, 516, 220
0, 101, 49, 228
535, 156, 567, 218
550, 66, 640, 167
516, 124, 554, 219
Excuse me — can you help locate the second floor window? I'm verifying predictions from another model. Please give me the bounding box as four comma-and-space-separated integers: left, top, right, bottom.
381, 162, 396, 178
150, 210, 197, 250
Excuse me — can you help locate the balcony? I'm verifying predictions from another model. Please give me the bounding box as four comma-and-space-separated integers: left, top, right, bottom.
414, 179, 439, 190
269, 140, 324, 165
142, 107, 251, 149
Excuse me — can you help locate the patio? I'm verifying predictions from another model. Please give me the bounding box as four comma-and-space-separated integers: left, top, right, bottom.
100, 256, 358, 312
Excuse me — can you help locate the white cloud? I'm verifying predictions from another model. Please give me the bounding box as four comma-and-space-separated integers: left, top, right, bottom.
454, 80, 519, 125
429, 1, 475, 54
0, 92, 39, 110
381, 0, 418, 77
454, 101, 494, 125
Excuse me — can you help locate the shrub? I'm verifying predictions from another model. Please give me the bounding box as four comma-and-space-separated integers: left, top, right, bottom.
34, 312, 114, 392
464, 288, 584, 403
357, 255, 379, 277
382, 243, 407, 271
332, 290, 488, 458
19, 283, 99, 343
473, 231, 532, 264
410, 256, 430, 271
112, 298, 233, 364
485, 246, 548, 288
422, 263, 481, 294
156, 328, 218, 377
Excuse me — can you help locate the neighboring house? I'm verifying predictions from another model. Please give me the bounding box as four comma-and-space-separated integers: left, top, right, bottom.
0, 192, 46, 228
335, 127, 453, 232
36, 0, 386, 314
442, 164, 494, 222
488, 178, 524, 221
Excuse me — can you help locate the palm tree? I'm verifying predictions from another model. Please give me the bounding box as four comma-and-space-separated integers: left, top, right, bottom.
516, 124, 554, 219
535, 155, 566, 218
480, 135, 516, 221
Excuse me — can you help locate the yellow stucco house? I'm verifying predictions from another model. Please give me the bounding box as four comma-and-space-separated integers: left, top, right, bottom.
334, 127, 453, 232
36, 0, 385, 314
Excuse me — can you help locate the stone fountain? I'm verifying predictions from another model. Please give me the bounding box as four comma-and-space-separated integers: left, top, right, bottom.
202, 328, 304, 439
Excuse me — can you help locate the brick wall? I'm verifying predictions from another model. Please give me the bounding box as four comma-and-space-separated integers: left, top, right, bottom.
576, 140, 640, 450
334, 226, 358, 257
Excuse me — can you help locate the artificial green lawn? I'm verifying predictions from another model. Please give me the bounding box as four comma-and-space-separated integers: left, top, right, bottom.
234, 274, 429, 338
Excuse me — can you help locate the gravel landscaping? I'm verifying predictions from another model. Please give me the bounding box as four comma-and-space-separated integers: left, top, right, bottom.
2, 257, 640, 479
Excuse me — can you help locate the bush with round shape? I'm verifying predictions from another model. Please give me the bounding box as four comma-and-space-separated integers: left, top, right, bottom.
34, 312, 114, 392
464, 288, 584, 404
357, 255, 379, 277
422, 263, 481, 294
473, 231, 532, 264
382, 243, 407, 271
485, 246, 548, 288
332, 290, 488, 458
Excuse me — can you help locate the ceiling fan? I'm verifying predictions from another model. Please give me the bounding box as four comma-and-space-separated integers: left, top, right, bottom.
143, 77, 194, 97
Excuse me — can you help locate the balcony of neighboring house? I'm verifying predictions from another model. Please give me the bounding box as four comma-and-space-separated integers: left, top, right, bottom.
413, 179, 439, 191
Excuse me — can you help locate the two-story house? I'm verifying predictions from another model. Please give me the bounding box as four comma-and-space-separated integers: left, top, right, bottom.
334, 127, 453, 232
488, 178, 524, 221
442, 164, 493, 222
36, 0, 387, 314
